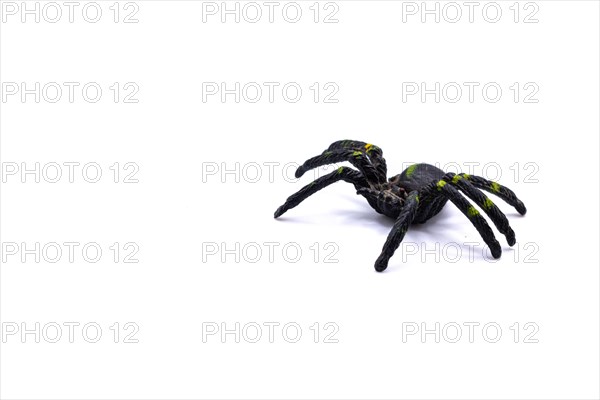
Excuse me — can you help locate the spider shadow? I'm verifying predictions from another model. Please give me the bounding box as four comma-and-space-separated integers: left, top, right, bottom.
274, 196, 457, 237
339, 196, 460, 235
274, 195, 511, 268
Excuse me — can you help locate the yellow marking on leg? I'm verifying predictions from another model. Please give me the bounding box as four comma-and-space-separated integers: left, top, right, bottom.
364, 143, 373, 150
467, 206, 480, 217
463, 173, 471, 179
436, 180, 447, 190
452, 175, 462, 183
491, 182, 500, 193
352, 151, 362, 157
337, 166, 343, 174
483, 197, 494, 210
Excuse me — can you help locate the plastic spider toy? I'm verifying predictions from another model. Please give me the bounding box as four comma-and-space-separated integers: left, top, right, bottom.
274, 140, 527, 272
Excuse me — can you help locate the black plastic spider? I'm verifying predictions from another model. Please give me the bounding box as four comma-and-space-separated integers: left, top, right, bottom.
274, 140, 527, 272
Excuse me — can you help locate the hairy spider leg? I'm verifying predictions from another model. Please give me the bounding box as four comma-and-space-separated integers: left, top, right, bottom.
327, 139, 371, 151
432, 180, 502, 259
295, 149, 382, 185
374, 191, 421, 272
445, 173, 516, 246
327, 140, 387, 183
274, 167, 368, 218
459, 174, 527, 215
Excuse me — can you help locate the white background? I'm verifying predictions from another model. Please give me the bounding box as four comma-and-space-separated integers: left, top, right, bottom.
1, 1, 599, 399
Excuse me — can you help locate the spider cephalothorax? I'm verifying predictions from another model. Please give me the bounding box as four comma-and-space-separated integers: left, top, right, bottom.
274, 140, 527, 272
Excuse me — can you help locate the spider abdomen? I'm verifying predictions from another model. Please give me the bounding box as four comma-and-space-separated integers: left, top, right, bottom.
394, 163, 446, 192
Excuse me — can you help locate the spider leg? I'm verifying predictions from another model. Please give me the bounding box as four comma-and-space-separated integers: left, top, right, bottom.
374, 191, 420, 272
431, 180, 502, 259
274, 167, 368, 218
295, 149, 383, 185
445, 173, 516, 246
459, 173, 527, 215
327, 139, 372, 151
327, 140, 387, 182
